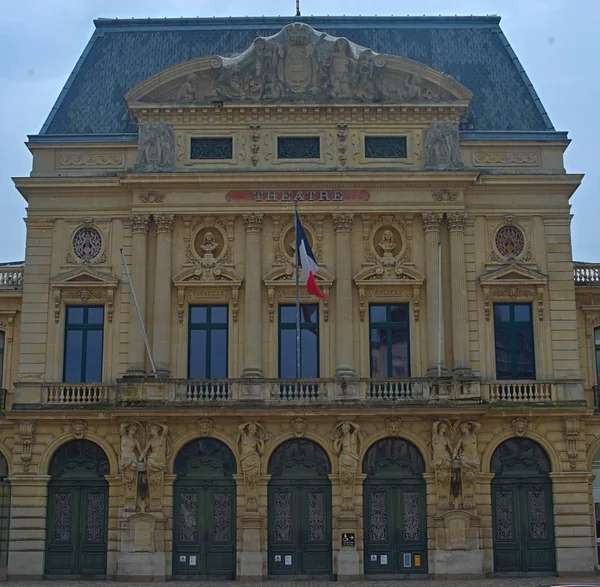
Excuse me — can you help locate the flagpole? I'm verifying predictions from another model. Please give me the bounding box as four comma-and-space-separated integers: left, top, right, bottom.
295, 201, 301, 380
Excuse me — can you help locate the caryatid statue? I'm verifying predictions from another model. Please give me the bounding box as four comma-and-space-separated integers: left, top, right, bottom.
237, 422, 267, 512
119, 423, 142, 511
332, 421, 361, 512
452, 420, 481, 510
430, 421, 453, 510
140, 423, 169, 511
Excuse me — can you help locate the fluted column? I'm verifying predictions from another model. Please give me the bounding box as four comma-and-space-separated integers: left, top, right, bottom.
153, 214, 174, 375
127, 214, 150, 374
422, 212, 446, 375
242, 214, 264, 378
333, 213, 356, 377
447, 212, 471, 375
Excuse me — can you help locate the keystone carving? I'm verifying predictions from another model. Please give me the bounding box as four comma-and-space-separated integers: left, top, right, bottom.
512, 417, 529, 437
291, 417, 307, 438
386, 417, 402, 436
197, 418, 214, 437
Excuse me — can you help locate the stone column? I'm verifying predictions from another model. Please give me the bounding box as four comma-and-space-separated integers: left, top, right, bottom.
127, 214, 150, 375
447, 212, 471, 375
242, 214, 264, 379
422, 213, 446, 375
333, 213, 356, 378
153, 214, 174, 376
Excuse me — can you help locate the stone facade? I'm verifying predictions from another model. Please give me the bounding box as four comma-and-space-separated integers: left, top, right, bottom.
1, 17, 599, 582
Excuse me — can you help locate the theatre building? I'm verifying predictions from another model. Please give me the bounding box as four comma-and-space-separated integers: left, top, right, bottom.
3, 13, 600, 581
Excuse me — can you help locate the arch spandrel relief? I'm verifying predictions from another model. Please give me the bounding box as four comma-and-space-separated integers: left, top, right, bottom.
126, 23, 472, 107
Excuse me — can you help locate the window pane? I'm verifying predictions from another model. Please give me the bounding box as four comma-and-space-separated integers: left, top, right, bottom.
190, 306, 207, 324
513, 304, 531, 322
210, 330, 227, 378
0, 332, 4, 351
390, 304, 409, 323
365, 136, 407, 159
370, 305, 387, 323
515, 326, 535, 379
280, 306, 296, 324
190, 137, 233, 160
594, 328, 600, 345
301, 304, 318, 325
87, 307, 104, 325
85, 330, 103, 382
596, 349, 600, 382
370, 328, 389, 378
189, 330, 207, 378
494, 327, 512, 380
280, 329, 297, 378
67, 306, 84, 325
211, 306, 228, 324
0, 332, 4, 387
494, 304, 511, 323
64, 330, 83, 382
277, 137, 320, 159
391, 327, 410, 377
300, 329, 318, 378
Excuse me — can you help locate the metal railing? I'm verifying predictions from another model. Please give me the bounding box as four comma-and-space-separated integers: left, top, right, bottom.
46, 383, 112, 404
0, 268, 23, 290
594, 385, 600, 412
0, 390, 5, 411
574, 263, 600, 286
485, 381, 556, 403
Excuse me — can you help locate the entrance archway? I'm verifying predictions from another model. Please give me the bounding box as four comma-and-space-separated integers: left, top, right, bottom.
172, 437, 236, 579
362, 437, 427, 576
45, 440, 109, 577
267, 438, 332, 578
491, 437, 556, 574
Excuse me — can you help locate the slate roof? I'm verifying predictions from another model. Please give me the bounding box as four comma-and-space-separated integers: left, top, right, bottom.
40, 15, 553, 136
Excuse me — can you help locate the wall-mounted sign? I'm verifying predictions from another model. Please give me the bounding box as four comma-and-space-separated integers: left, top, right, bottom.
226, 190, 370, 203
284, 555, 292, 566
414, 554, 421, 567
341, 533, 355, 547
380, 554, 388, 565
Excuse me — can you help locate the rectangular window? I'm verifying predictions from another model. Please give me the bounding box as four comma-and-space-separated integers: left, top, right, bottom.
279, 304, 319, 378
369, 304, 410, 378
190, 137, 233, 160
365, 136, 407, 159
277, 137, 320, 159
188, 305, 228, 378
494, 303, 535, 380
0, 331, 4, 388
63, 306, 104, 383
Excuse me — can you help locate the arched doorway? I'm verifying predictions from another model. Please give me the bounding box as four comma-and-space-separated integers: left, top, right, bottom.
45, 440, 109, 577
362, 437, 427, 576
267, 438, 332, 578
172, 438, 236, 579
491, 437, 555, 574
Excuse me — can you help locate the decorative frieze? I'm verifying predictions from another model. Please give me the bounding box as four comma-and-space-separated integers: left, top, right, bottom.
421, 212, 444, 232
473, 151, 538, 166
432, 189, 458, 202
138, 191, 167, 204
57, 153, 124, 169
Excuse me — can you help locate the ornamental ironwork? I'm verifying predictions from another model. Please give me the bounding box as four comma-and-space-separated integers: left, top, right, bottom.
274, 491, 292, 541
213, 492, 231, 542
85, 493, 105, 541
307, 491, 325, 541
179, 493, 197, 542
72, 227, 102, 261
495, 225, 525, 259
52, 492, 72, 541
369, 491, 387, 541
365, 136, 407, 159
191, 137, 233, 160
403, 491, 421, 540
495, 489, 515, 539
277, 137, 320, 159
528, 488, 548, 539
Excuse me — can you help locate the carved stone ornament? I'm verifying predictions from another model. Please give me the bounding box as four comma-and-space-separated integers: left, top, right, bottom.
139, 423, 170, 511
154, 213, 175, 235
563, 418, 580, 471
249, 124, 261, 167
63, 419, 88, 439
432, 189, 458, 202
66, 219, 108, 265
330, 422, 361, 512
57, 153, 124, 169
120, 422, 143, 512
421, 212, 444, 232
473, 151, 538, 166
135, 123, 175, 172
197, 417, 214, 437
18, 421, 35, 474
237, 422, 268, 512
511, 417, 529, 437
489, 216, 532, 264
291, 417, 307, 438
139, 191, 167, 204
386, 417, 402, 436
126, 23, 471, 107
423, 121, 464, 171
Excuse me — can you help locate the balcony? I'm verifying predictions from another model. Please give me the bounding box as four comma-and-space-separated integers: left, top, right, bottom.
0, 267, 23, 290
46, 383, 113, 405
574, 263, 600, 287
482, 381, 557, 403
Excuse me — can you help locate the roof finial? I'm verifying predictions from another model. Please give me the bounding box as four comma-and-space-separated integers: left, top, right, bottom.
295, 0, 301, 16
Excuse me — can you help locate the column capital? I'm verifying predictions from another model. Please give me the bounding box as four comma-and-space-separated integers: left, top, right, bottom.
421, 212, 444, 233
243, 213, 264, 234
447, 211, 467, 232
332, 212, 354, 233
129, 213, 150, 234
154, 213, 175, 235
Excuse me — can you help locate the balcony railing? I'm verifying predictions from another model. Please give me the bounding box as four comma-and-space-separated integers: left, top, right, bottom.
0, 267, 23, 290
574, 263, 600, 286
484, 381, 557, 403
46, 383, 112, 404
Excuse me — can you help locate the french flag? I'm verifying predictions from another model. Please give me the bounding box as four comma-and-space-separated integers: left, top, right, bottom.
296, 212, 326, 299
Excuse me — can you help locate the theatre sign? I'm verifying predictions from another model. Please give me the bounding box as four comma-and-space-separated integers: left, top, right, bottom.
226, 190, 370, 202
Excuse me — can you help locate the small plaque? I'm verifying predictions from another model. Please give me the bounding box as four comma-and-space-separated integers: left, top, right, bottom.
414, 554, 421, 567
179, 555, 186, 562
370, 554, 378, 562
285, 555, 292, 566
380, 554, 388, 565
275, 555, 281, 562
341, 533, 355, 547
189, 555, 197, 566
403, 553, 412, 568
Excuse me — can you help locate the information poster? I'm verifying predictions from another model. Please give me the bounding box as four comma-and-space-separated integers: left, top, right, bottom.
189, 556, 196, 566
380, 554, 387, 565
285, 555, 292, 566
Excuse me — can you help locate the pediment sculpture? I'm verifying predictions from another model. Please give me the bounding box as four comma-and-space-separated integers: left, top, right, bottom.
126, 23, 472, 106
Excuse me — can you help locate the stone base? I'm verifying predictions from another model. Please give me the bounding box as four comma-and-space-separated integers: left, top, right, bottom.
432, 549, 484, 577
556, 545, 596, 575
8, 551, 44, 580
337, 550, 361, 578
116, 553, 166, 580
239, 552, 265, 580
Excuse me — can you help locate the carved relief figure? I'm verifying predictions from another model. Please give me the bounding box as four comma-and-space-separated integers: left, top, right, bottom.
120, 423, 142, 511
430, 421, 453, 510
135, 123, 175, 171
329, 38, 355, 98
176, 73, 198, 101
332, 422, 361, 511
200, 231, 218, 256
237, 422, 267, 512
423, 121, 463, 171
377, 229, 397, 257
140, 423, 169, 511
452, 421, 481, 510
355, 50, 377, 99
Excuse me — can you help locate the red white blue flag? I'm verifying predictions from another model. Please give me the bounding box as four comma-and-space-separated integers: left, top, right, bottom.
295, 212, 326, 299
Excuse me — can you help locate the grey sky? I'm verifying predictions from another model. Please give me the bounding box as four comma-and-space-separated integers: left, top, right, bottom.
1, 0, 597, 263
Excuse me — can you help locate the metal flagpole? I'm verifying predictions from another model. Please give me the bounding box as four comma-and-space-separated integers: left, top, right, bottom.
437, 241, 442, 378
120, 248, 158, 377
295, 201, 301, 380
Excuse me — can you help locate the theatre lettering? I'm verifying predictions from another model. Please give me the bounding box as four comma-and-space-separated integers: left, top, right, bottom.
226, 190, 370, 202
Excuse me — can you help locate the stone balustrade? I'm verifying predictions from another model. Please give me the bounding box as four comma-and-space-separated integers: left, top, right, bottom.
0, 267, 23, 289
574, 262, 600, 286
483, 380, 557, 403
46, 383, 113, 404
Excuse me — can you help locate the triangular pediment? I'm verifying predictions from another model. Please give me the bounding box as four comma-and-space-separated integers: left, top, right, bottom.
263, 265, 334, 287
126, 23, 472, 107
354, 264, 425, 286
479, 263, 548, 287
172, 265, 243, 286
50, 266, 118, 288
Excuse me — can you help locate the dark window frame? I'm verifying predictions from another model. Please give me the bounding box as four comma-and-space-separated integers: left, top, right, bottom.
369, 303, 411, 378
63, 305, 104, 383
594, 328, 600, 384
0, 331, 4, 388
364, 136, 408, 159
277, 136, 321, 160
188, 305, 229, 379
190, 137, 233, 160
493, 303, 536, 380
278, 304, 320, 378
